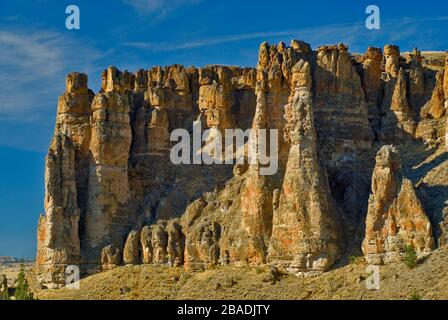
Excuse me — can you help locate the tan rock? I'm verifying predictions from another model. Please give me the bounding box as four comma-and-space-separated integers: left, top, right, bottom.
381, 67, 415, 140
166, 220, 185, 267
268, 60, 342, 275
140, 226, 153, 264
391, 68, 413, 121
198, 66, 235, 130
239, 86, 273, 265
151, 222, 168, 264
101, 244, 121, 270
184, 221, 221, 270
313, 43, 373, 164
362, 145, 435, 264
83, 66, 132, 268
36, 41, 448, 288
123, 230, 141, 265
36, 134, 81, 288
422, 70, 446, 120
362, 47, 383, 136
384, 45, 400, 77
55, 72, 93, 214
409, 48, 425, 110
290, 39, 311, 53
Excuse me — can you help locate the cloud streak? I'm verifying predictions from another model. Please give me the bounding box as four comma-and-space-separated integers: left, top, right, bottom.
122, 0, 202, 20
0, 27, 102, 121
123, 16, 448, 53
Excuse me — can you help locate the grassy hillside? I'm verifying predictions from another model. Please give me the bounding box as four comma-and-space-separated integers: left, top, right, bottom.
31, 244, 448, 300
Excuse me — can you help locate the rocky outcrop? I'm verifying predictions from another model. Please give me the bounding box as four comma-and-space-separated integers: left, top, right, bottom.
83, 67, 133, 269
384, 45, 400, 77
36, 134, 81, 288
123, 230, 141, 265
150, 222, 169, 264
313, 44, 373, 166
36, 72, 93, 288
184, 221, 221, 270
423, 69, 446, 119
361, 47, 383, 138
408, 48, 425, 112
268, 60, 342, 275
101, 244, 121, 271
36, 40, 447, 288
362, 145, 435, 264
237, 71, 274, 266
381, 64, 416, 141
166, 220, 185, 267
140, 225, 153, 264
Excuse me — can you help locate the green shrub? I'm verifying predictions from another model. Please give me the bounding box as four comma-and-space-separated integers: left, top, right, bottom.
409, 291, 421, 300
14, 264, 34, 300
0, 274, 9, 300
1, 290, 9, 300
404, 245, 417, 269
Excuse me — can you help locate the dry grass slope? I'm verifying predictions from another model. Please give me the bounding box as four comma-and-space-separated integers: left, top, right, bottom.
33, 244, 448, 300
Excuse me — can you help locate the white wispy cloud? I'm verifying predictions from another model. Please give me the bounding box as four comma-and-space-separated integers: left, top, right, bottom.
122, 23, 366, 52
0, 27, 102, 121
123, 0, 202, 19
122, 16, 448, 53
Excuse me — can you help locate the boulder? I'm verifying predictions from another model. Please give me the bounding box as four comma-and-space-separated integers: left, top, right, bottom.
123, 230, 141, 265
101, 244, 121, 270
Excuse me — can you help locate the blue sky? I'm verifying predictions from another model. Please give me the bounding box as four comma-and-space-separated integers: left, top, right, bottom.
0, 0, 447, 258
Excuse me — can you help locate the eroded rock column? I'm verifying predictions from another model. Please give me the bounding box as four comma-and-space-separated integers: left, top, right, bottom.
362, 47, 383, 139
84, 67, 133, 269
36, 134, 81, 288
268, 60, 342, 275
36, 73, 93, 288
362, 145, 435, 264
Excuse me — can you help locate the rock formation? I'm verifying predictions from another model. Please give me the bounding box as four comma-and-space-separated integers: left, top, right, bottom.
123, 230, 141, 265
425, 69, 446, 119
36, 72, 92, 288
268, 60, 342, 275
36, 40, 447, 288
83, 67, 133, 271
362, 145, 435, 264
313, 43, 373, 166
384, 45, 400, 77
408, 48, 425, 112
101, 244, 121, 271
361, 47, 383, 138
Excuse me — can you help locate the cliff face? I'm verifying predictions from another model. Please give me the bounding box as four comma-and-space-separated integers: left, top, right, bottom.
36, 40, 448, 288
